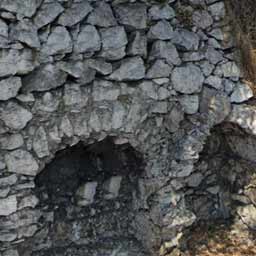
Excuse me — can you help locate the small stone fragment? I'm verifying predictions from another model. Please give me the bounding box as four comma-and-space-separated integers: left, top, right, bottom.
76, 181, 98, 206
148, 20, 174, 40
230, 83, 253, 103
179, 95, 199, 114
0, 195, 17, 217
33, 126, 50, 158
193, 10, 213, 29
146, 59, 172, 79
0, 77, 22, 101
0, 133, 24, 150
148, 5, 175, 20
0, 18, 8, 38
103, 176, 122, 200
0, 102, 32, 130
5, 149, 39, 176
108, 56, 145, 81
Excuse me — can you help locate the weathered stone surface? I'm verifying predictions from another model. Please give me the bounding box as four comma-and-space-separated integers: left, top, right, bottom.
208, 2, 225, 21
172, 64, 204, 94
2, 250, 19, 256
58, 1, 92, 27
172, 29, 200, 51
148, 20, 174, 40
0, 195, 17, 216
0, 77, 22, 101
0, 102, 32, 130
87, 1, 117, 27
0, 0, 42, 18
151, 102, 168, 114
74, 25, 101, 54
150, 40, 181, 66
230, 83, 253, 103
33, 126, 50, 158
205, 75, 222, 90
237, 205, 256, 229
33, 2, 64, 28
86, 59, 112, 75
108, 57, 145, 81
193, 10, 213, 29
103, 176, 122, 200
146, 59, 172, 79
18, 195, 39, 210
99, 26, 128, 60
114, 3, 147, 30
148, 5, 175, 20
164, 103, 184, 132
0, 133, 23, 150
0, 174, 17, 187
127, 31, 147, 58
221, 61, 241, 78
22, 64, 67, 92
0, 18, 8, 38
10, 20, 40, 48
205, 46, 223, 65
179, 95, 199, 114
112, 102, 126, 129
0, 49, 37, 77
42, 26, 72, 55
5, 149, 39, 176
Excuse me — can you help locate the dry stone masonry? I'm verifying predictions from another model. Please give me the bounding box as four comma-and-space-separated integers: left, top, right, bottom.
0, 0, 256, 255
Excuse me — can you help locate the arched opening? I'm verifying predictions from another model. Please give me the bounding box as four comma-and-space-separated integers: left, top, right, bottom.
32, 137, 147, 256
182, 123, 256, 255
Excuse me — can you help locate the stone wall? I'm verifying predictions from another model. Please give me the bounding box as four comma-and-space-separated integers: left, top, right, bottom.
0, 0, 256, 255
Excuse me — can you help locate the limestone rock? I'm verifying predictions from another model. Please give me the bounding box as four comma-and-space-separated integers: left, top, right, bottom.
22, 64, 67, 92
74, 25, 101, 54
148, 5, 175, 20
0, 0, 42, 18
0, 102, 32, 130
172, 29, 200, 51
205, 75, 222, 90
230, 83, 253, 103
148, 20, 174, 40
0, 77, 22, 101
221, 61, 241, 78
99, 26, 128, 60
5, 149, 39, 176
193, 10, 213, 29
103, 176, 122, 200
10, 19, 40, 48
58, 1, 92, 27
108, 56, 145, 81
76, 181, 97, 206
33, 2, 64, 28
146, 59, 172, 79
0, 195, 17, 216
0, 133, 23, 150
127, 31, 147, 58
179, 95, 199, 114
87, 1, 117, 27
42, 26, 72, 55
114, 3, 147, 30
0, 49, 38, 77
150, 40, 181, 66
33, 126, 50, 158
172, 64, 204, 94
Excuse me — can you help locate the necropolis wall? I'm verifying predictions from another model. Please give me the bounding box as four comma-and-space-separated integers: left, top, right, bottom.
0, 0, 256, 255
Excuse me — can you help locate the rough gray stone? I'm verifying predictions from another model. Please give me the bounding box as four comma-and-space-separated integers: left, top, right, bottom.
208, 2, 225, 21
0, 77, 22, 101
148, 20, 174, 40
148, 5, 175, 20
237, 205, 256, 229
108, 56, 145, 81
0, 133, 23, 150
139, 81, 158, 100
112, 102, 126, 129
230, 83, 253, 103
146, 59, 172, 79
187, 173, 204, 187
22, 64, 67, 92
0, 18, 8, 38
5, 149, 39, 176
193, 10, 213, 29
150, 40, 181, 66
74, 25, 101, 54
0, 102, 32, 130
33, 126, 50, 158
87, 1, 117, 27
127, 31, 147, 58
0, 49, 38, 77
86, 59, 112, 75
0, 187, 10, 198
58, 1, 92, 27
172, 64, 204, 94
113, 3, 147, 30
33, 2, 64, 28
172, 29, 200, 51
99, 26, 128, 60
2, 250, 19, 256
205, 75, 223, 90
76, 182, 98, 206
179, 95, 199, 114
0, 0, 42, 18
18, 195, 39, 210
103, 176, 122, 199
10, 20, 40, 48
205, 46, 223, 65
0, 195, 17, 216
0, 174, 18, 187
221, 61, 241, 78
151, 102, 168, 114
164, 103, 184, 132
42, 26, 72, 55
